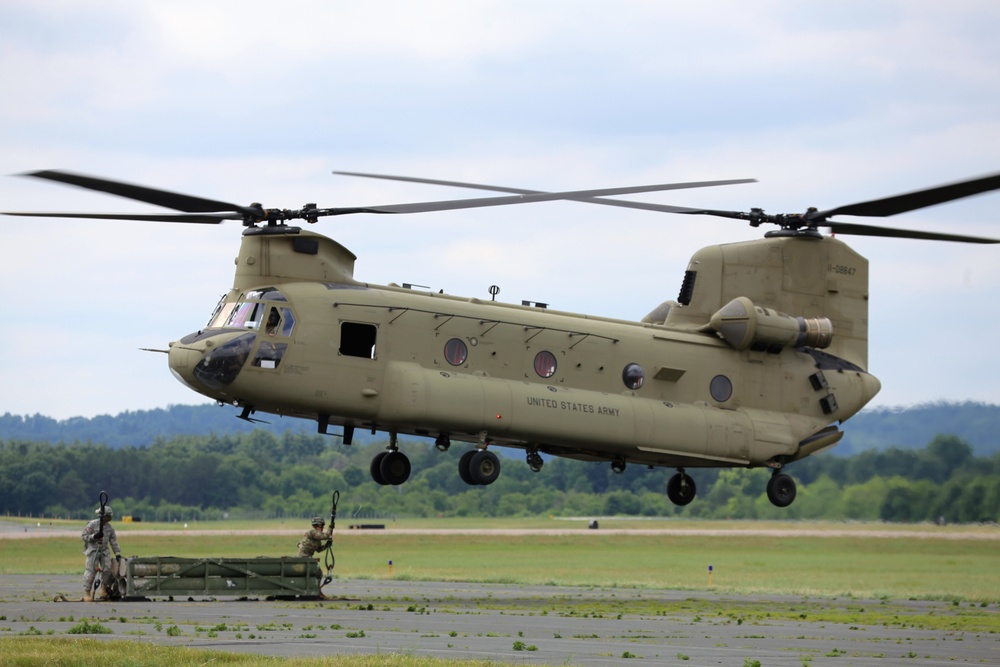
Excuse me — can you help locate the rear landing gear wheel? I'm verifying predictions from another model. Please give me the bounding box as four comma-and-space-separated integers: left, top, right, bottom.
766, 472, 796, 507
666, 471, 697, 506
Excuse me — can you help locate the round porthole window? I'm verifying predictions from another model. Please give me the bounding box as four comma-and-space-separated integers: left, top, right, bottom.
710, 374, 733, 402
622, 363, 645, 390
534, 350, 557, 378
444, 338, 468, 366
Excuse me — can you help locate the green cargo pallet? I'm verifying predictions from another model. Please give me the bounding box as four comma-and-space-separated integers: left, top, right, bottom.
127, 556, 323, 598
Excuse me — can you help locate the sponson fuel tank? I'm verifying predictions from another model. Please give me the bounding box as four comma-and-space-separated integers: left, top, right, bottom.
379, 360, 880, 467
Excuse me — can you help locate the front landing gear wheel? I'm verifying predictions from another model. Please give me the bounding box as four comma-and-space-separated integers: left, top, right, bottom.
458, 450, 477, 485
666, 472, 697, 506
469, 450, 501, 485
379, 451, 411, 486
766, 472, 797, 507
370, 451, 389, 485
458, 449, 502, 485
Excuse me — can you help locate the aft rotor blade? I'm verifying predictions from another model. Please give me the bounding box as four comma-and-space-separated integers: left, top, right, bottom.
817, 171, 1000, 219
20, 170, 252, 214
331, 172, 755, 215
3, 210, 241, 224
824, 220, 1000, 244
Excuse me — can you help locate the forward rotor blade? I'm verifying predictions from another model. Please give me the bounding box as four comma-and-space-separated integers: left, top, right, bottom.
3, 210, 241, 224
818, 171, 1000, 219
20, 170, 251, 214
333, 171, 755, 214
824, 220, 1000, 244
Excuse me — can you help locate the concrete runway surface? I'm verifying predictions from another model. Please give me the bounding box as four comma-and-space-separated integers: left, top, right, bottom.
2, 574, 997, 666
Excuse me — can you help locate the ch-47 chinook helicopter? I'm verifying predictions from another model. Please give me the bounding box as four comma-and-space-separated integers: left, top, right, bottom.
7, 168, 1000, 508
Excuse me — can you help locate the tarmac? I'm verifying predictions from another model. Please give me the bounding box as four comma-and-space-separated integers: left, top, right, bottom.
2, 574, 997, 666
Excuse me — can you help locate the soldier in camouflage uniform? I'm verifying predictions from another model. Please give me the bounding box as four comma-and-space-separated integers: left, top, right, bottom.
82, 506, 121, 601
297, 516, 332, 557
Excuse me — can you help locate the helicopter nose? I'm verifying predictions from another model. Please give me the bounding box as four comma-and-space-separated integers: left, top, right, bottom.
168, 331, 256, 394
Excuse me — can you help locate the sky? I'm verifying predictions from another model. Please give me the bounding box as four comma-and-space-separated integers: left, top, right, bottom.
1, 0, 999, 420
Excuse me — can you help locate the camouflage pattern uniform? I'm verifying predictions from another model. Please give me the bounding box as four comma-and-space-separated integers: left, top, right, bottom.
297, 519, 332, 557
82, 508, 120, 599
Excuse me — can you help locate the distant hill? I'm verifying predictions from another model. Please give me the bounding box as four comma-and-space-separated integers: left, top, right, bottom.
2, 401, 999, 456
0, 404, 377, 449
836, 401, 1000, 456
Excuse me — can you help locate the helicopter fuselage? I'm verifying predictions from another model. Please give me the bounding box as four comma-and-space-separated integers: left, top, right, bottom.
168, 227, 880, 479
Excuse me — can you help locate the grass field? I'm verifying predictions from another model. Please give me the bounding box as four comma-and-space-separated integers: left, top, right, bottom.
0, 638, 501, 667
4, 517, 999, 602
3, 518, 999, 666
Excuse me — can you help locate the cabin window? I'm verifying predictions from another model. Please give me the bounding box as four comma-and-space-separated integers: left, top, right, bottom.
622, 363, 645, 390
534, 350, 557, 378
444, 338, 468, 366
340, 322, 377, 359
710, 374, 733, 402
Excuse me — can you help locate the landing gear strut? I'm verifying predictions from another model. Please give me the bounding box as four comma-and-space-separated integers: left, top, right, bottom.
666, 469, 697, 506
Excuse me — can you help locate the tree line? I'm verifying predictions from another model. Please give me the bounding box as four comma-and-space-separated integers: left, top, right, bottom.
1, 431, 997, 524
4, 400, 1000, 454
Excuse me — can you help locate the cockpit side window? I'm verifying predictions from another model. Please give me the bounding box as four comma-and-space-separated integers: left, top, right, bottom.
279, 307, 296, 336
264, 307, 281, 336
262, 306, 296, 337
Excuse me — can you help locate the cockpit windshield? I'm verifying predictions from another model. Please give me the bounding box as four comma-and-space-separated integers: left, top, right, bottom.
206, 288, 288, 330
206, 295, 235, 329
227, 301, 264, 329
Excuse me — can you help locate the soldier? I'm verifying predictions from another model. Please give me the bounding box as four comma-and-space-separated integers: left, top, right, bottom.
298, 515, 333, 599
82, 506, 121, 602
297, 516, 332, 557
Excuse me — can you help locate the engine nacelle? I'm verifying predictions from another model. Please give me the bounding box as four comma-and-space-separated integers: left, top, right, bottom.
709, 296, 833, 352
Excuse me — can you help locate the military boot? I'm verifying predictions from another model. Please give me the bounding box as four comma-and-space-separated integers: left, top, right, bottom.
83, 591, 94, 602
96, 585, 107, 601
